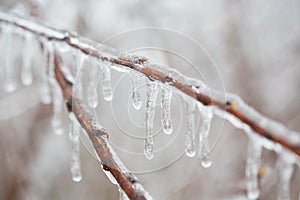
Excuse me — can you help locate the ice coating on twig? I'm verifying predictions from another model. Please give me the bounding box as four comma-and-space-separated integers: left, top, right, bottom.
161, 86, 173, 135
221, 93, 300, 147
246, 134, 262, 199
69, 113, 82, 182
144, 81, 159, 160
118, 186, 130, 200
198, 103, 213, 168
130, 72, 142, 110
185, 98, 196, 157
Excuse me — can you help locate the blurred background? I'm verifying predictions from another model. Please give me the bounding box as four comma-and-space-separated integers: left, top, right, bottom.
0, 0, 300, 199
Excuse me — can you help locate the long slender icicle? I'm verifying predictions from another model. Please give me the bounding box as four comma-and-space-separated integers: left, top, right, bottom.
74, 54, 86, 101
3, 26, 17, 93
69, 113, 82, 182
277, 153, 294, 200
44, 42, 64, 135
246, 135, 262, 200
144, 81, 159, 160
161, 86, 173, 135
51, 80, 64, 135
101, 63, 113, 101
39, 39, 52, 104
198, 103, 213, 168
87, 59, 99, 108
185, 99, 196, 157
130, 72, 142, 110
21, 34, 33, 86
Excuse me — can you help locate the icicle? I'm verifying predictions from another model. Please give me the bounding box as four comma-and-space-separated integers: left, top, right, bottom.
246, 135, 262, 200
3, 26, 17, 93
21, 34, 33, 86
101, 64, 113, 101
198, 103, 213, 168
87, 59, 99, 108
51, 81, 64, 135
144, 81, 159, 160
161, 86, 173, 135
118, 186, 129, 200
185, 99, 196, 157
39, 39, 52, 104
69, 113, 82, 182
277, 152, 294, 200
73, 54, 87, 100
130, 72, 142, 110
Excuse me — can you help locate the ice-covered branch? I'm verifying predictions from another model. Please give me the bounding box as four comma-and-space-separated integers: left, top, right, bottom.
53, 54, 152, 200
1, 10, 300, 199
0, 10, 299, 158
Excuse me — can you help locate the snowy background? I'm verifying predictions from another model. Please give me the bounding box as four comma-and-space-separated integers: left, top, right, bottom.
0, 0, 300, 200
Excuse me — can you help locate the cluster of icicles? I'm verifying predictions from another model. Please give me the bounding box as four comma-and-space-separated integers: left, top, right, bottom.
1, 13, 300, 200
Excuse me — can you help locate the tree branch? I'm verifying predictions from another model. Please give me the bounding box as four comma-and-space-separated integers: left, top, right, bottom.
54, 54, 150, 200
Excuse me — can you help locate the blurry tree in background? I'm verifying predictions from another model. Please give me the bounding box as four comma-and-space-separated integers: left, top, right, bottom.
0, 0, 300, 200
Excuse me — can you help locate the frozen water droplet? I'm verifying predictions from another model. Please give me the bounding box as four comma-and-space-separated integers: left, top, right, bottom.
185, 99, 196, 157
101, 64, 113, 101
144, 81, 158, 160
161, 86, 173, 135
201, 156, 212, 168
87, 59, 99, 108
130, 73, 142, 110
198, 103, 213, 167
246, 135, 262, 200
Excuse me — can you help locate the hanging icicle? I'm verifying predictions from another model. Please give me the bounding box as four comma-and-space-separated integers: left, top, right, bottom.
21, 33, 33, 86
39, 39, 52, 104
73, 53, 87, 101
144, 81, 159, 160
69, 113, 82, 182
87, 58, 99, 108
51, 80, 64, 135
130, 72, 142, 110
161, 86, 173, 135
3, 25, 17, 93
185, 99, 196, 157
101, 63, 113, 101
246, 134, 262, 200
198, 103, 213, 168
277, 152, 294, 200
